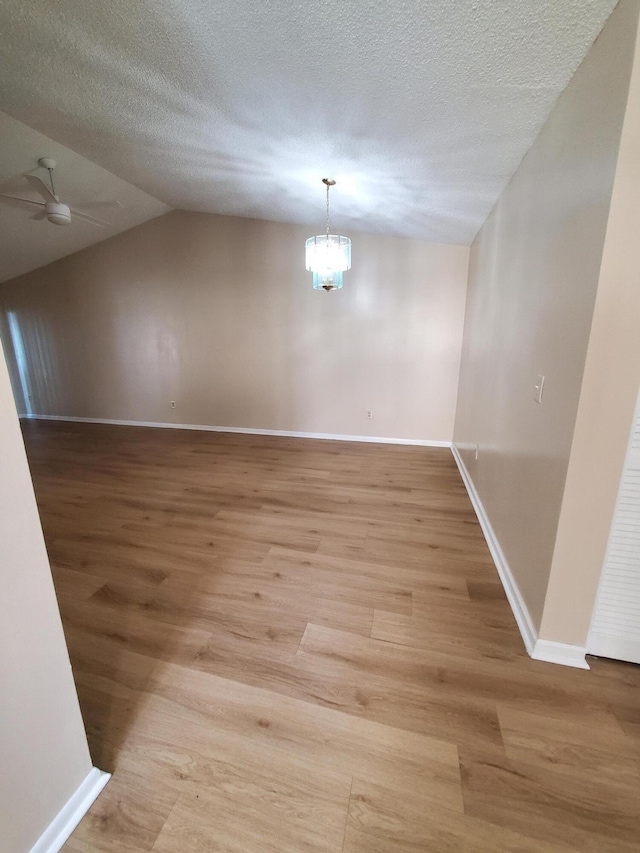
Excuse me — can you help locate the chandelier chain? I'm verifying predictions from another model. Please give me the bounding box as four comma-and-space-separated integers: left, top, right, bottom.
326, 183, 330, 239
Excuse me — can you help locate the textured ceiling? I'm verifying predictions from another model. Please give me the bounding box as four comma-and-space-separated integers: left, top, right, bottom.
0, 112, 169, 282
0, 0, 618, 245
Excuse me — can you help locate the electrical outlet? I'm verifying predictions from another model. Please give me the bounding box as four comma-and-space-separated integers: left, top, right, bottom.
534, 375, 545, 404
366, 409, 373, 419
170, 400, 176, 409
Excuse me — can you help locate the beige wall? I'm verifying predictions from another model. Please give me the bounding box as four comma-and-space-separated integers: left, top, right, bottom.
540, 8, 640, 646
454, 0, 638, 630
0, 213, 469, 442
0, 338, 93, 852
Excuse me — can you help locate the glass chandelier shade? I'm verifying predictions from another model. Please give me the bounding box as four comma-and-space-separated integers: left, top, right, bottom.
306, 180, 351, 291
305, 235, 351, 274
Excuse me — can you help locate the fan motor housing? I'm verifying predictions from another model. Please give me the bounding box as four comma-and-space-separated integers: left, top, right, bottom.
46, 202, 71, 226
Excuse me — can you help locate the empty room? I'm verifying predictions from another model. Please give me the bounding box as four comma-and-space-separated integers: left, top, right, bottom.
2, 1, 640, 851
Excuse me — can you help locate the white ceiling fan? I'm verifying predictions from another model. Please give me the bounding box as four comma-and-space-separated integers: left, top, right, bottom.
0, 158, 122, 227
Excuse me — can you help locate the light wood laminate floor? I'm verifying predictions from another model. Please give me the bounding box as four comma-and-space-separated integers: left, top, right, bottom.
21, 420, 640, 852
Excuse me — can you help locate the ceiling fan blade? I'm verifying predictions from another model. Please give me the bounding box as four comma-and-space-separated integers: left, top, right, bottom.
0, 193, 43, 211
30, 210, 48, 221
70, 209, 109, 227
73, 200, 123, 211
24, 173, 58, 203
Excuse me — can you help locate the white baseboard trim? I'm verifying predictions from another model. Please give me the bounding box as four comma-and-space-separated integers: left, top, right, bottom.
30, 767, 110, 853
451, 444, 590, 669
532, 639, 589, 670
20, 414, 451, 448
450, 444, 537, 656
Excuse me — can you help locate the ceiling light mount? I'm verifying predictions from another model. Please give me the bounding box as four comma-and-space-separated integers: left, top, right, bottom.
38, 157, 59, 205
305, 178, 351, 291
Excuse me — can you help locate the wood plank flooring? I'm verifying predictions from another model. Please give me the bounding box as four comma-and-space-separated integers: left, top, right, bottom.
20, 419, 640, 852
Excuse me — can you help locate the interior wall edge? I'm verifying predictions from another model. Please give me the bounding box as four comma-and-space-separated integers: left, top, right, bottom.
29, 768, 110, 853
538, 2, 640, 648
452, 0, 639, 654
20, 414, 452, 448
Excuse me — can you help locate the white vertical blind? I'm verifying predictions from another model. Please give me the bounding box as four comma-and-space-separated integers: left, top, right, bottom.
588, 394, 640, 663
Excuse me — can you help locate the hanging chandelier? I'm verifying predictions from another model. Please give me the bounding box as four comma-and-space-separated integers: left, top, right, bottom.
305, 178, 351, 291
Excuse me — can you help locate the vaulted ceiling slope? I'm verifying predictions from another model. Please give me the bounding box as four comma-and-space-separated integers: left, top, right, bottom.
0, 0, 618, 246
0, 112, 169, 282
